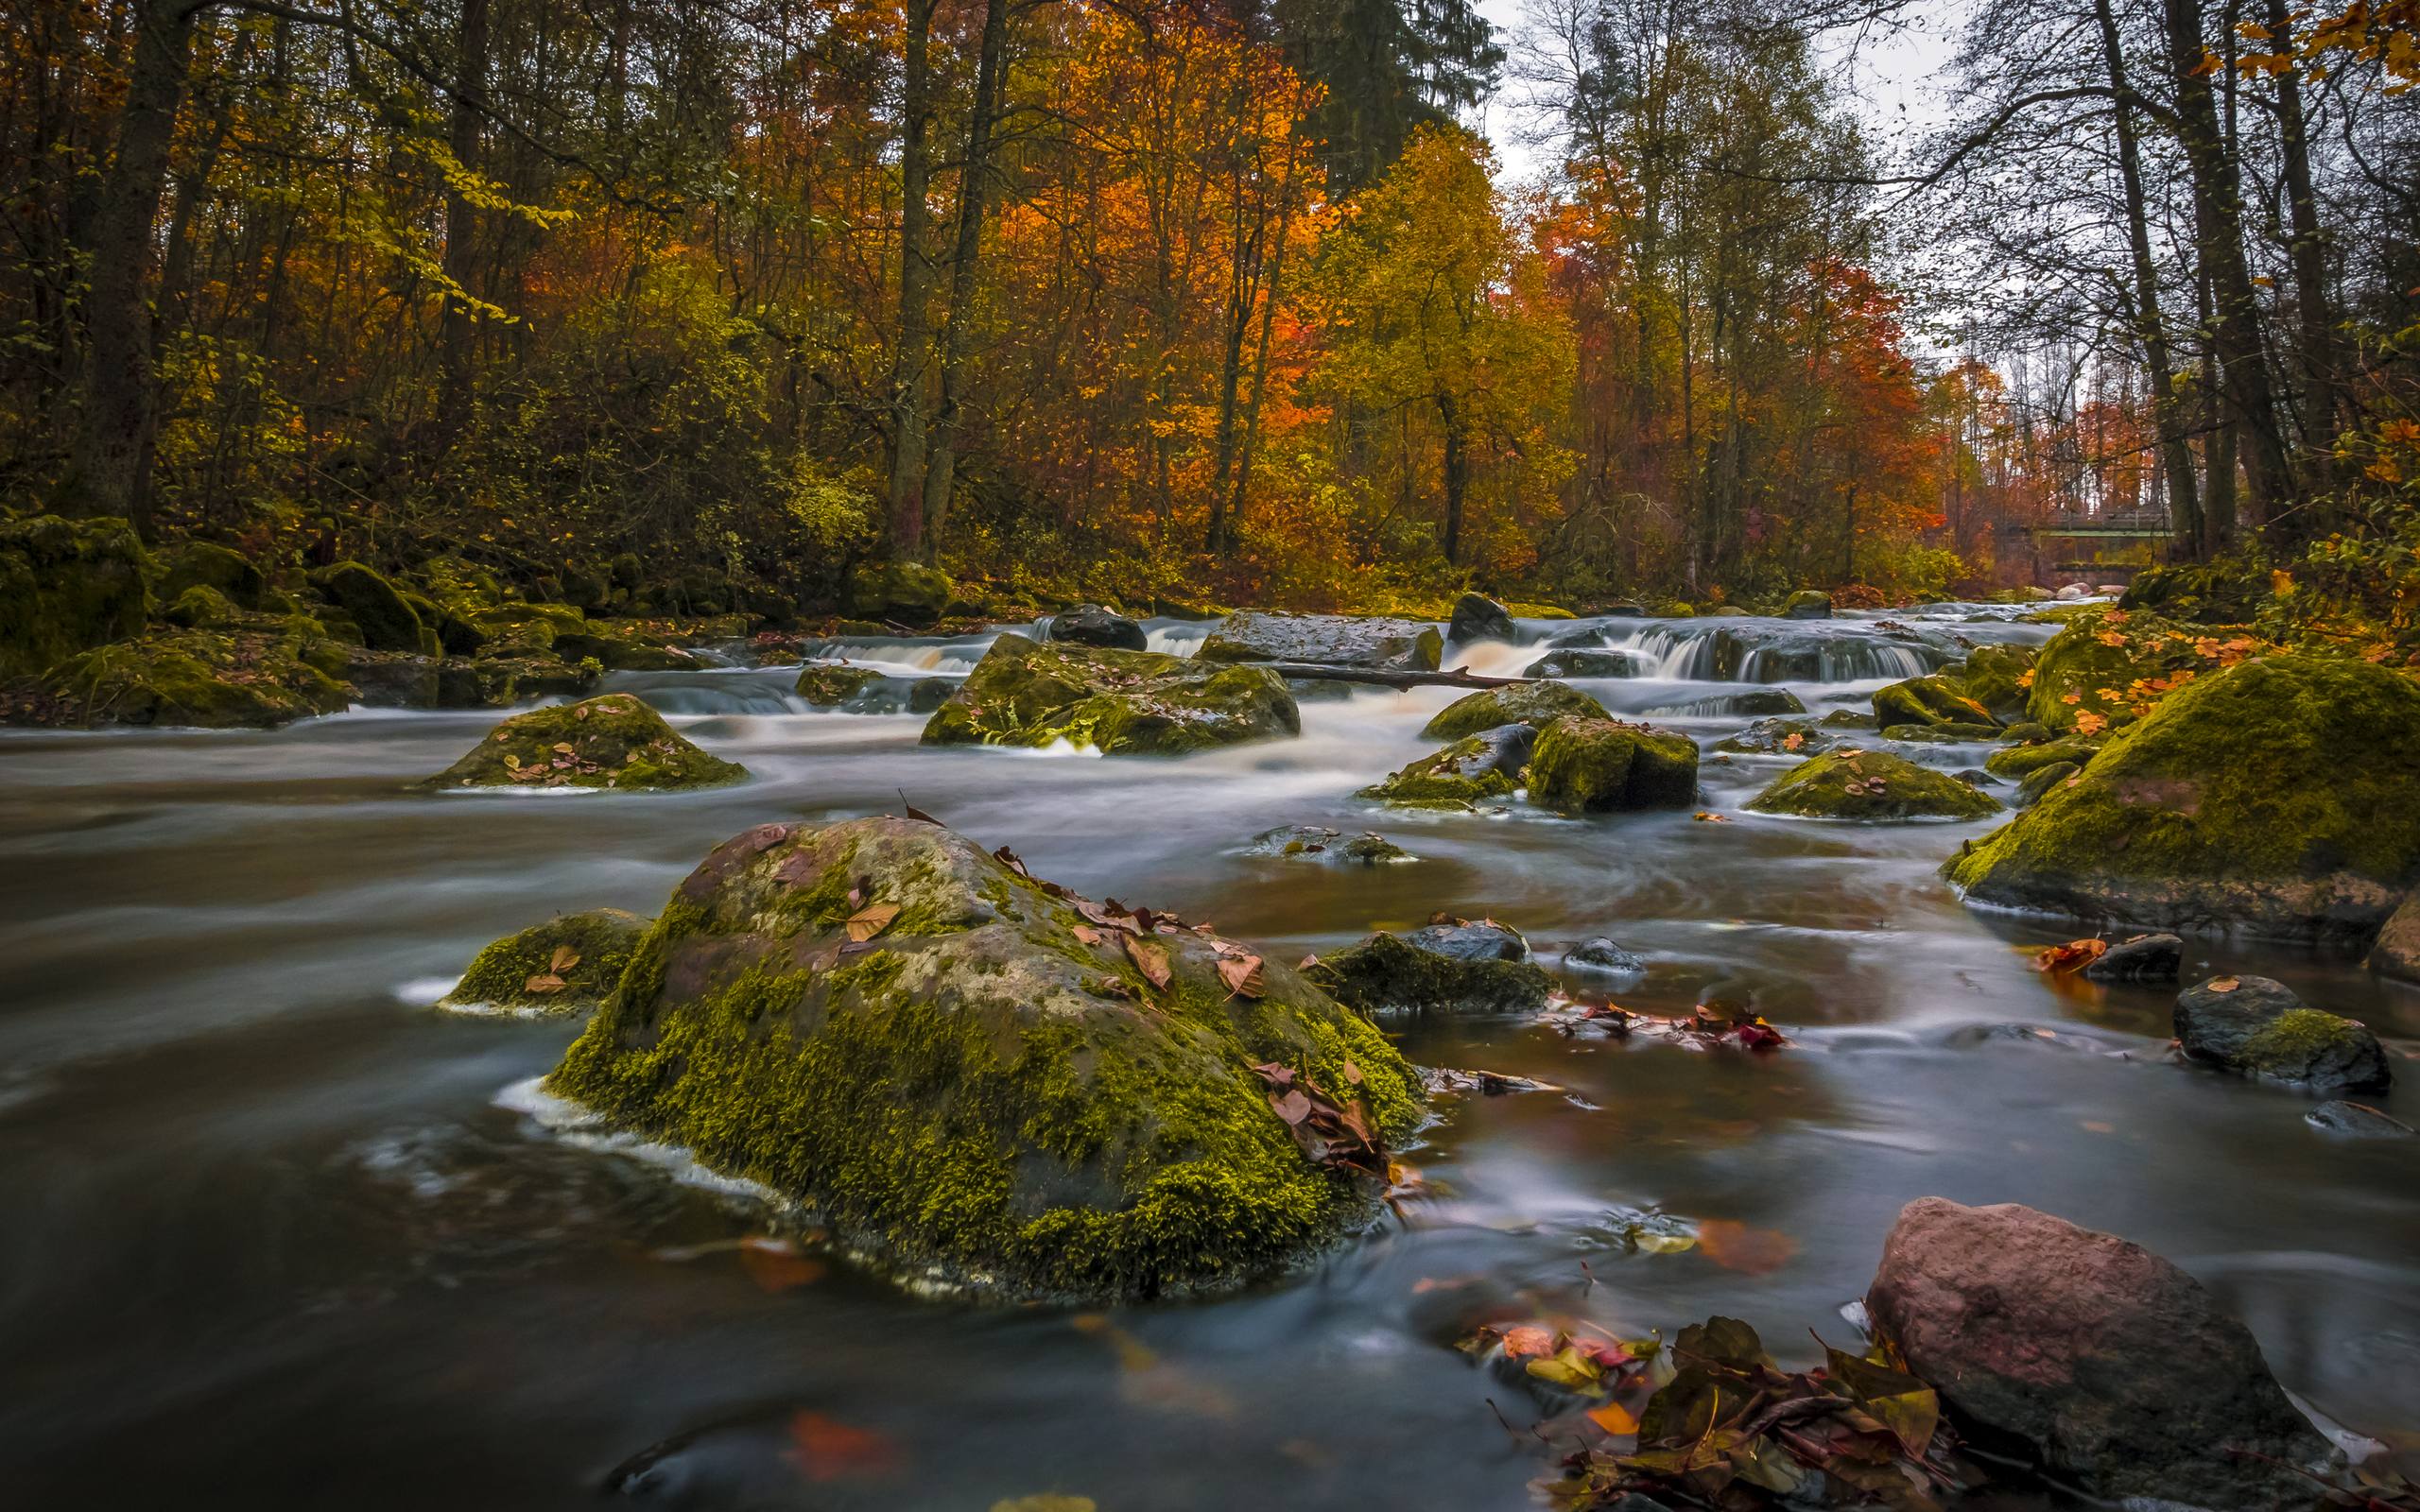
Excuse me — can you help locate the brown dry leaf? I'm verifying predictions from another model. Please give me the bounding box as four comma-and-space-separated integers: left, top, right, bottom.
1695, 1218, 1798, 1276
1586, 1401, 1641, 1435
524, 972, 567, 995
1123, 934, 1172, 989
1693, 811, 1729, 823
575, 704, 590, 719
2034, 937, 2108, 974
2207, 975, 2241, 992
1217, 952, 1265, 999
1071, 924, 1103, 947
1270, 1089, 1312, 1125
548, 945, 580, 973
1498, 1324, 1557, 1359
783, 1410, 899, 1482
553, 742, 576, 754
845, 902, 901, 943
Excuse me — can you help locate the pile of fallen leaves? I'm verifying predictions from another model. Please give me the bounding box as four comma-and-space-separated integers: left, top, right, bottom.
1538, 1317, 1977, 1511
1542, 996, 1788, 1052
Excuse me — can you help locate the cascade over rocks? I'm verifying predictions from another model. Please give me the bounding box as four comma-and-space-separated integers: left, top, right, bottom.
546, 816, 1422, 1299
1947, 656, 2420, 942
1522, 648, 1634, 678
924, 633, 1298, 755
1646, 688, 1805, 718
2173, 974, 2390, 1092
1046, 605, 1150, 651
1198, 610, 1443, 672
1866, 1197, 2341, 1512
1748, 749, 2000, 820
1447, 593, 1517, 644
425, 694, 747, 790
1421, 679, 1607, 740
1525, 716, 1699, 815
1305, 920, 1550, 1015
443, 908, 650, 1015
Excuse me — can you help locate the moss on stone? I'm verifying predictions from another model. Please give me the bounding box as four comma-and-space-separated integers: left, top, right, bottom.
845, 560, 956, 626
0, 514, 151, 680
1984, 730, 2107, 780
1420, 679, 1607, 739
1525, 715, 1699, 815
442, 907, 651, 1014
1960, 644, 2038, 716
158, 541, 267, 610
31, 626, 351, 729
424, 693, 746, 789
2014, 760, 2081, 808
1947, 655, 2420, 940
1358, 730, 1529, 807
312, 561, 424, 653
922, 633, 1298, 755
1875, 674, 1997, 730
163, 584, 236, 628
2118, 560, 2272, 626
544, 816, 1422, 1300
2025, 607, 2271, 732
1748, 748, 2001, 820
1883, 721, 2002, 743
2241, 1008, 2373, 1078
797, 664, 885, 705
1713, 717, 1841, 755
1305, 931, 1551, 1015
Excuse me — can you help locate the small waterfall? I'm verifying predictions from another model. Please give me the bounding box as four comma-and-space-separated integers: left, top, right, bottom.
803, 636, 990, 674
1147, 621, 1213, 655
1608, 624, 1740, 679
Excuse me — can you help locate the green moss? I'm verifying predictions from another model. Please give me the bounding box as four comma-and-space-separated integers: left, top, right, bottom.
1358, 733, 1523, 806
1883, 722, 2001, 742
1749, 749, 2000, 820
1420, 679, 1608, 740
442, 907, 650, 1014
311, 561, 424, 653
2118, 560, 2272, 625
2025, 607, 2270, 732
1305, 932, 1552, 1015
33, 627, 351, 729
1959, 644, 2038, 716
1875, 674, 1997, 730
423, 693, 746, 789
157, 541, 267, 610
2014, 760, 2081, 808
922, 633, 1298, 755
1985, 731, 2106, 780
2241, 1008, 2368, 1074
0, 514, 151, 679
1526, 715, 1699, 815
797, 664, 884, 705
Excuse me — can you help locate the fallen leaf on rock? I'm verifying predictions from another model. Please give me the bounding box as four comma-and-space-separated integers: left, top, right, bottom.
2034, 937, 2108, 973
1695, 1219, 1797, 1276
2207, 975, 2240, 992
549, 945, 579, 973
1123, 935, 1171, 988
524, 972, 567, 994
845, 902, 900, 942
783, 1411, 899, 1482
1217, 952, 1266, 999
1693, 811, 1730, 823
1270, 1089, 1312, 1125
1071, 924, 1103, 946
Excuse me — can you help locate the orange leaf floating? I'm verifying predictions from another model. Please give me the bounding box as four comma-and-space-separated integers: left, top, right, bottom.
783, 1411, 898, 1482
1586, 1400, 1641, 1435
2033, 937, 2107, 973
1695, 1218, 1798, 1276
738, 1236, 826, 1293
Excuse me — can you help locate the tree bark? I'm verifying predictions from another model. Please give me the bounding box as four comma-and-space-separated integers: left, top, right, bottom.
1437, 390, 1467, 565
885, 0, 940, 558
919, 0, 1010, 543
439, 0, 492, 437
2265, 0, 2342, 496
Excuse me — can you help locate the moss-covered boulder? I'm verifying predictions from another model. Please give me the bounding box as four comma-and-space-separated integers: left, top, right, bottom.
1359, 725, 1535, 807
1781, 589, 1832, 619
546, 816, 1422, 1299
1246, 825, 1413, 864
1712, 717, 1841, 756
158, 541, 267, 610
1875, 674, 1997, 730
1983, 730, 2106, 781
312, 561, 425, 653
441, 908, 650, 1015
1959, 644, 2038, 717
923, 633, 1298, 755
2025, 608, 2269, 733
2173, 975, 2390, 1092
425, 694, 746, 790
2014, 760, 2081, 809
1882, 721, 2001, 743
28, 627, 351, 728
1421, 679, 1607, 740
797, 664, 886, 706
1819, 709, 1879, 730
1525, 715, 1699, 815
1748, 749, 2001, 820
552, 627, 704, 672
844, 560, 956, 627
162, 583, 237, 629
1198, 610, 1443, 672
2119, 560, 2272, 626
2372, 895, 2420, 984
1305, 921, 1550, 1015
1948, 656, 2420, 942
0, 514, 151, 679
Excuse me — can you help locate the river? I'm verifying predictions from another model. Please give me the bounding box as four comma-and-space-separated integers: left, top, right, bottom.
2, 605, 2412, 1508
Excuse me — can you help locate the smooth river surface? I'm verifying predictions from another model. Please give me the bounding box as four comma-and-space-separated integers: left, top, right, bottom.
3, 606, 2413, 1508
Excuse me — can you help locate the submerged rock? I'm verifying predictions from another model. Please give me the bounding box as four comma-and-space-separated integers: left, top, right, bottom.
1711, 717, 1839, 756
1420, 679, 1606, 740
1747, 750, 1999, 821
0, 514, 150, 680
33, 627, 351, 728
1873, 673, 1996, 730
1543, 625, 1606, 648
1197, 610, 1443, 672
923, 633, 1298, 755
1360, 724, 1536, 807
1780, 589, 1831, 619
1522, 648, 1634, 679
1306, 921, 1550, 1015
1245, 825, 1412, 865
441, 908, 650, 1015
2082, 931, 2182, 982
2174, 974, 2390, 1091
796, 664, 885, 706
1564, 936, 1646, 975
425, 694, 747, 790
1947, 656, 2420, 942
1447, 593, 1517, 644
1649, 688, 1806, 718
1046, 604, 1149, 652
546, 816, 1422, 1299
2306, 1099, 2414, 1137
1865, 1197, 2339, 1512
2368, 894, 2420, 984
1526, 716, 1699, 815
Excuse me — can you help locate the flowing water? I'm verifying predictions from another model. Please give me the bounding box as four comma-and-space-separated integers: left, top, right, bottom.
2, 607, 2414, 1508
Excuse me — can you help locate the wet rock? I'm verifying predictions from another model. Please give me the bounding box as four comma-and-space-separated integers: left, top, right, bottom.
547, 816, 1422, 1299
1360, 724, 1536, 807
0, 514, 151, 679
441, 908, 650, 1015
1983, 730, 2104, 782
1522, 648, 1635, 679
1817, 709, 1879, 730
2306, 1100, 2413, 1137
1421, 679, 1608, 740
924, 633, 1299, 756
425, 694, 747, 790
1306, 922, 1550, 1015
1780, 589, 1831, 619
158, 541, 267, 610
2013, 760, 2080, 808
2053, 582, 2089, 600
1526, 716, 1699, 815
34, 627, 352, 729
1648, 688, 1806, 718
554, 628, 705, 672
312, 560, 427, 653
1711, 717, 1838, 756
1952, 767, 1998, 788
1046, 604, 1149, 652
1564, 936, 1646, 975
1948, 656, 2420, 942
1246, 825, 1412, 865
2367, 893, 2420, 984
1866, 1197, 2340, 1512
2082, 931, 2182, 982
1747, 749, 2000, 821
1286, 676, 1358, 701
1198, 610, 1443, 672
1544, 625, 1606, 648
1958, 644, 2037, 718
2027, 607, 2260, 733
2174, 974, 2390, 1091
1447, 593, 1517, 644
842, 560, 955, 627
1882, 720, 2002, 743
796, 664, 886, 706
1874, 674, 1996, 730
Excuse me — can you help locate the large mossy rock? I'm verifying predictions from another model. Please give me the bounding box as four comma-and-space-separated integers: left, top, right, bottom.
2173, 975, 2390, 1092
1446, 593, 1516, 644
1947, 656, 2420, 942
313, 561, 426, 653
1359, 725, 1535, 807
1958, 644, 2037, 717
1420, 679, 1606, 740
2118, 560, 2272, 626
1525, 715, 1698, 815
1305, 921, 1550, 1015
0, 514, 151, 679
441, 908, 650, 1015
1197, 610, 1443, 672
796, 664, 886, 706
1780, 589, 1832, 619
546, 816, 1423, 1299
1874, 673, 1996, 730
2372, 894, 2420, 984
158, 541, 267, 611
424, 694, 746, 790
922, 633, 1298, 755
2024, 607, 2264, 733
1749, 749, 2000, 820
844, 560, 956, 627
1983, 730, 2106, 781
553, 627, 704, 672
36, 627, 351, 728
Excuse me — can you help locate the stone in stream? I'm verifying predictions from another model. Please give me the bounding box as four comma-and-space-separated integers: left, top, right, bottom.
1747, 750, 2000, 821
545, 816, 1422, 1299
2026, 607, 2262, 734
1305, 920, 1551, 1015
1881, 721, 2001, 743
2368, 893, 2420, 984
1873, 673, 1997, 730
1957, 643, 2037, 719
2173, 974, 2390, 1092
1564, 936, 1646, 975
2306, 1099, 2414, 1137
795, 663, 885, 706
1817, 708, 1879, 730
553, 628, 706, 672
0, 514, 152, 679
1360, 724, 1536, 807
424, 694, 747, 790
842, 559, 956, 627
1779, 589, 1832, 619
1245, 825, 1412, 865
1447, 593, 1517, 644
1984, 730, 2105, 782
1542, 625, 1606, 649
922, 633, 1298, 756
1196, 610, 1443, 672
1711, 717, 1839, 756
1522, 648, 1634, 679
1865, 1197, 2342, 1512
441, 908, 650, 1015
1646, 688, 1806, 718
1947, 656, 2420, 943
1421, 679, 1607, 740
1045, 604, 1149, 652
1525, 716, 1699, 815
2082, 931, 2182, 982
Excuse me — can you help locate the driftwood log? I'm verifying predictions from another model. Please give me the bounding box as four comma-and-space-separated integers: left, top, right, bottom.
1251, 662, 1530, 690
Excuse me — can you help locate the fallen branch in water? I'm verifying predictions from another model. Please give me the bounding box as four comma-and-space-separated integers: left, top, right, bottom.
1244, 662, 1530, 689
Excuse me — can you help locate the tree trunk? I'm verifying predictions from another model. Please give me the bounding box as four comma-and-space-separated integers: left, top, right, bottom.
919, 0, 1010, 543
2265, 0, 2342, 495
439, 0, 491, 437
1437, 390, 1467, 565
63, 0, 202, 534
885, 0, 940, 558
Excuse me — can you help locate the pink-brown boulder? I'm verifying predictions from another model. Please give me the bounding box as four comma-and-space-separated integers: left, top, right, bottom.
1866, 1197, 2337, 1510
